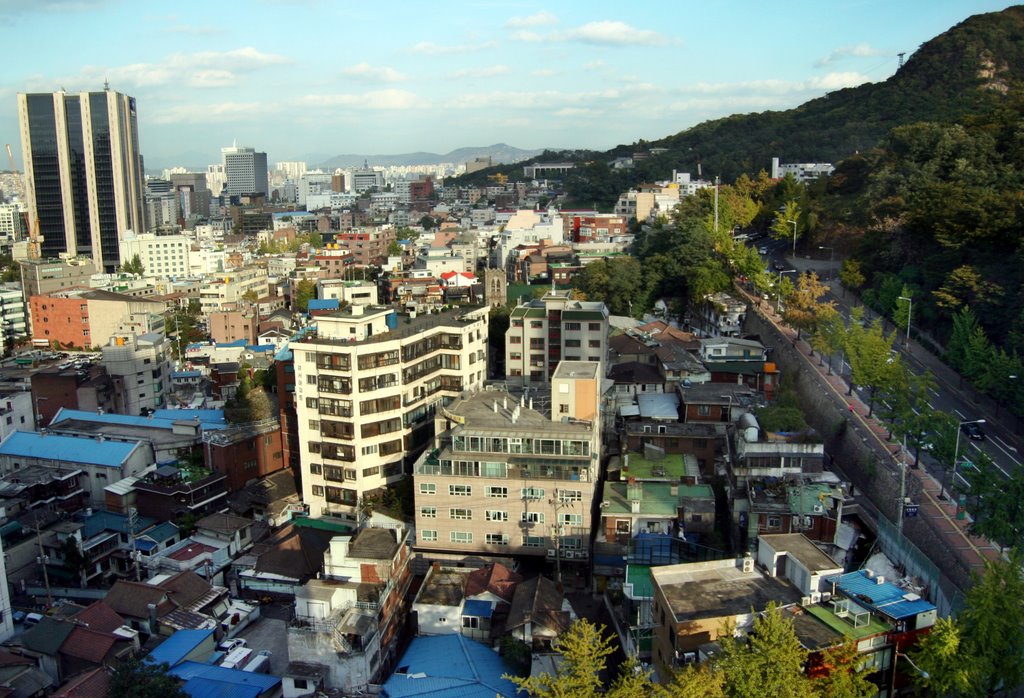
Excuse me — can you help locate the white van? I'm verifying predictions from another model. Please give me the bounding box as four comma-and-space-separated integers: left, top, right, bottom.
24, 613, 44, 626
220, 646, 253, 670
242, 650, 272, 674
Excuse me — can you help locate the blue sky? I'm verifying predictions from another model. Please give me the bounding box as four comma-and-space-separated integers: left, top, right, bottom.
0, 0, 1012, 168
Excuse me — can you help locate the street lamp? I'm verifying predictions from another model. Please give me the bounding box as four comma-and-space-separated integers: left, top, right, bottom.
775, 269, 796, 313
892, 651, 929, 694
786, 219, 798, 257
898, 295, 913, 352
818, 246, 834, 281
942, 419, 986, 500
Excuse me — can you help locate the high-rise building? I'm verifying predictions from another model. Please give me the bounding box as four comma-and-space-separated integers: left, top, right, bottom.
222, 146, 268, 197
17, 89, 146, 272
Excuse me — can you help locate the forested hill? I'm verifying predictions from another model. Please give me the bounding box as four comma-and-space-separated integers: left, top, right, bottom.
449, 5, 1024, 191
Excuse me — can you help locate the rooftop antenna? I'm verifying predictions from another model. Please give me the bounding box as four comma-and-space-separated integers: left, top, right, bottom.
103, 78, 110, 91
897, 52, 906, 70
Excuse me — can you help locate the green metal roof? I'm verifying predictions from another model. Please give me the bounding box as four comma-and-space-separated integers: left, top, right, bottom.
292, 516, 352, 534
623, 452, 695, 480
625, 565, 653, 599
561, 310, 605, 320
703, 361, 764, 375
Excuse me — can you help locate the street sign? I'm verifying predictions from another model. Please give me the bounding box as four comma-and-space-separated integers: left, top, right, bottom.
903, 504, 919, 518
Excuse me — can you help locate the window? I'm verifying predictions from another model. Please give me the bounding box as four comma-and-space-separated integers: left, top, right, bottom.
559, 404, 568, 413
486, 510, 508, 522
522, 512, 545, 524
697, 405, 711, 416
589, 323, 601, 331
419, 483, 436, 495
308, 419, 320, 431
449, 508, 472, 520
616, 520, 631, 534
522, 535, 545, 547
767, 516, 781, 529
509, 336, 521, 344
564, 322, 580, 331
308, 442, 321, 454
564, 339, 581, 348
485, 534, 509, 545
486, 486, 507, 498
558, 489, 583, 502
521, 487, 544, 500
420, 530, 437, 542
559, 513, 583, 526
449, 484, 471, 497
311, 485, 324, 497
463, 616, 481, 629
588, 339, 601, 348
420, 507, 437, 518
450, 531, 473, 544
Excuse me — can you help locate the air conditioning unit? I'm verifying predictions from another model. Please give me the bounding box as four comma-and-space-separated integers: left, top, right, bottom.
803, 516, 813, 527
821, 592, 832, 602
813, 503, 825, 514
741, 554, 754, 573
801, 596, 812, 607
810, 592, 822, 604
545, 549, 557, 559
577, 550, 589, 560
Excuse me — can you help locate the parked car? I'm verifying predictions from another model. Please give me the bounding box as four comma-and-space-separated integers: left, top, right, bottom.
772, 260, 786, 271
11, 611, 26, 624
218, 638, 247, 654
961, 422, 985, 441
758, 246, 769, 255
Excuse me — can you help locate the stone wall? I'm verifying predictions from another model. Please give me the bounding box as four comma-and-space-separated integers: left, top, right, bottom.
743, 306, 974, 604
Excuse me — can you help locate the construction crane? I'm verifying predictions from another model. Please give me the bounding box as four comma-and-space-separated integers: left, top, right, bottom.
5, 144, 25, 202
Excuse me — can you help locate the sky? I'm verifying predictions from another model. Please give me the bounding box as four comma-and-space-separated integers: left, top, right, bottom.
0, 0, 1014, 169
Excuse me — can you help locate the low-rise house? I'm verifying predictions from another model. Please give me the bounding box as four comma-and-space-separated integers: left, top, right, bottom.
195, 513, 253, 556
505, 575, 574, 651
168, 661, 281, 698
412, 562, 522, 641
288, 526, 412, 692
132, 463, 228, 523
381, 634, 519, 698
104, 570, 228, 636
692, 292, 746, 338
732, 413, 825, 477
236, 517, 343, 596
0, 648, 54, 697
227, 469, 303, 526
740, 479, 846, 550
146, 628, 216, 668
621, 421, 718, 478
283, 662, 328, 698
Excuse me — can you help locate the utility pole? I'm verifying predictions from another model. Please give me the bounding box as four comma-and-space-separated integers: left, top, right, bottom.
713, 176, 720, 233
34, 516, 53, 608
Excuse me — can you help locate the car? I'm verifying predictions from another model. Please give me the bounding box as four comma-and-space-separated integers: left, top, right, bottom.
960, 422, 985, 441
772, 260, 786, 271
758, 246, 769, 255
11, 611, 26, 624
218, 638, 247, 654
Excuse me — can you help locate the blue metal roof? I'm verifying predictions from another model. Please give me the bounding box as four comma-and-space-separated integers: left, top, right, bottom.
172, 371, 203, 378
307, 299, 339, 311
144, 521, 180, 542
170, 661, 280, 694
826, 570, 936, 620
80, 510, 157, 539
462, 599, 493, 619
147, 629, 215, 668
0, 431, 142, 467
51, 407, 228, 431
245, 344, 275, 352
217, 339, 249, 348
382, 634, 518, 697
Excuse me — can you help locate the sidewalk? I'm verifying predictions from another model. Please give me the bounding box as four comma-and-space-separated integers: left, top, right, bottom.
744, 284, 1001, 571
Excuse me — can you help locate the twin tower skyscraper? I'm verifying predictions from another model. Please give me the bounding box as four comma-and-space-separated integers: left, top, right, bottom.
17, 89, 145, 272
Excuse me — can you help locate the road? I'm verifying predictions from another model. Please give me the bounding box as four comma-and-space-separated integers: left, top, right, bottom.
755, 238, 1022, 486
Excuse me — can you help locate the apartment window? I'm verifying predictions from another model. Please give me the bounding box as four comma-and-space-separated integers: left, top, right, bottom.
308, 420, 320, 431
420, 530, 437, 542
509, 336, 521, 344
588, 339, 601, 348
419, 483, 436, 495
486, 486, 507, 498
485, 534, 509, 546
565, 339, 581, 348
362, 444, 378, 456
767, 516, 782, 529
697, 405, 711, 417
420, 506, 437, 519
308, 442, 321, 454
589, 323, 601, 331
486, 510, 508, 522
559, 513, 583, 526
529, 321, 543, 328
449, 484, 472, 497
522, 512, 545, 524
521, 487, 544, 500
564, 322, 580, 331
362, 466, 380, 477
311, 485, 324, 497
559, 404, 568, 414
616, 520, 631, 534
558, 489, 583, 502
522, 535, 545, 547
449, 508, 472, 520
450, 531, 473, 544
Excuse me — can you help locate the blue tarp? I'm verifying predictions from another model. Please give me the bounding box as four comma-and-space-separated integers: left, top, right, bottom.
462, 599, 493, 619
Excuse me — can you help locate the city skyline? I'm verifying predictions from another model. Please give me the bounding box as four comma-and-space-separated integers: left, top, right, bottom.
1, 0, 1012, 168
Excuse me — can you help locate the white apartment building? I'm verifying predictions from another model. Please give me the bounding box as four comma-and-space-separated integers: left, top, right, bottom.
190, 246, 226, 276
101, 332, 173, 415
493, 209, 564, 268
291, 305, 488, 521
317, 279, 378, 306
0, 285, 27, 353
505, 290, 609, 385
119, 231, 192, 278
0, 204, 24, 241
412, 361, 602, 559
306, 192, 358, 211
771, 157, 835, 183
298, 172, 332, 207
199, 267, 270, 314
276, 161, 308, 182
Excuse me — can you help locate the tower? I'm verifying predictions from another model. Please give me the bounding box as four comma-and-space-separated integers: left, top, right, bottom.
17, 89, 146, 272
222, 145, 269, 197
484, 268, 507, 308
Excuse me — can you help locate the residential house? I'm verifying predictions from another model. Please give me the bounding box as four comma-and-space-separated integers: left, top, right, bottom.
412, 562, 522, 641
168, 661, 281, 698
132, 464, 228, 524
505, 575, 574, 651
237, 516, 345, 596
381, 634, 518, 698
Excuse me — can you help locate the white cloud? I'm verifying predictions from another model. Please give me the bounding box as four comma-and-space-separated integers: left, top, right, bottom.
510, 30, 543, 43
505, 11, 557, 28
559, 21, 669, 46
449, 65, 509, 79
583, 60, 605, 70
554, 107, 600, 118
410, 41, 496, 56
815, 43, 885, 67
341, 62, 408, 83
150, 101, 266, 125
531, 68, 557, 77
300, 89, 422, 110
63, 47, 291, 91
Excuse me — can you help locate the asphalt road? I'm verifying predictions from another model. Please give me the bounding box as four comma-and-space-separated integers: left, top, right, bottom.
758, 240, 1023, 487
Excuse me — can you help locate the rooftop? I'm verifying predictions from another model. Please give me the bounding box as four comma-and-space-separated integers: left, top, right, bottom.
0, 431, 142, 467
602, 481, 712, 517
444, 390, 593, 437
622, 451, 698, 480
803, 603, 891, 641
759, 534, 842, 573
296, 305, 485, 348
415, 567, 470, 607
382, 634, 518, 698
349, 527, 402, 560
827, 570, 937, 621
652, 558, 804, 622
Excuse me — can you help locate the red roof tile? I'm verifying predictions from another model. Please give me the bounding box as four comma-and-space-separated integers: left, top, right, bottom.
59, 627, 119, 664
464, 562, 523, 604
53, 667, 110, 698
72, 601, 125, 634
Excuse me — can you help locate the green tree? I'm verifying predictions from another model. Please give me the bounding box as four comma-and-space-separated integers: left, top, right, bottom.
655, 665, 725, 698
964, 450, 1024, 552
783, 271, 834, 341
770, 200, 801, 252
388, 240, 404, 256
910, 616, 977, 696
716, 603, 814, 698
419, 215, 436, 230
958, 550, 1024, 694
293, 279, 317, 312
929, 411, 964, 500
838, 259, 865, 298
119, 254, 145, 275
843, 309, 899, 415
945, 306, 981, 373
109, 656, 187, 698
812, 641, 876, 698
505, 618, 615, 697
809, 311, 846, 374
572, 257, 645, 316
891, 287, 913, 345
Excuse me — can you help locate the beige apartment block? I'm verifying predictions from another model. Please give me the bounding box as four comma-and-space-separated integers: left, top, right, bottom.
292, 305, 488, 521
413, 361, 601, 560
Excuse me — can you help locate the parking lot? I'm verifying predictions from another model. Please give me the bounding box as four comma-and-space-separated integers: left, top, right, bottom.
235, 616, 290, 676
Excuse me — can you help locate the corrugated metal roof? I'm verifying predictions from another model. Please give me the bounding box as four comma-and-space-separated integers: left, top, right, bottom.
827, 570, 936, 620
147, 629, 215, 668
382, 634, 518, 698
51, 407, 227, 431
170, 661, 280, 693
0, 431, 141, 467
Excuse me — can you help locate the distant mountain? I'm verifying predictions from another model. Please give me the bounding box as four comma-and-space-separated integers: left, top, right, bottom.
317, 143, 545, 170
